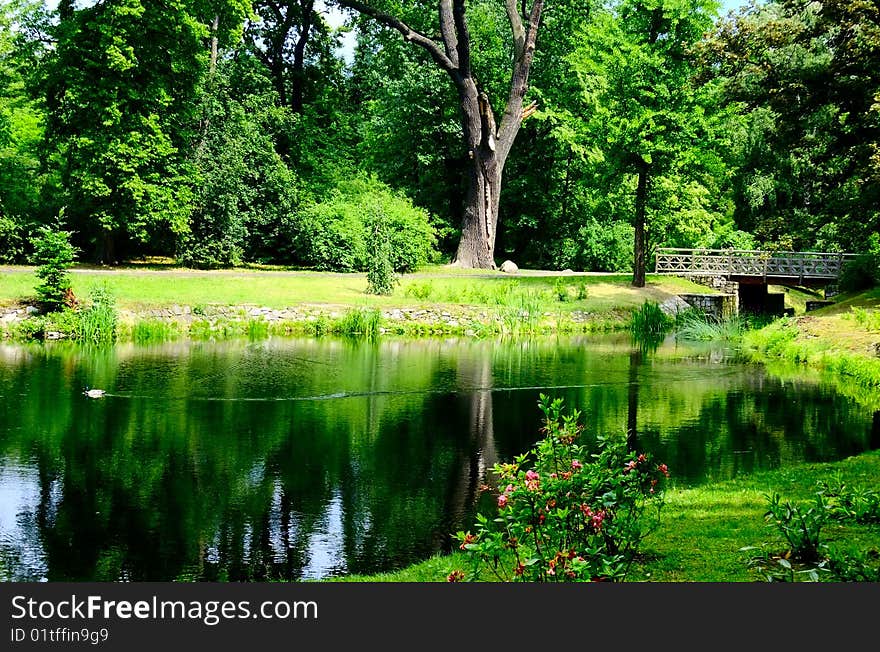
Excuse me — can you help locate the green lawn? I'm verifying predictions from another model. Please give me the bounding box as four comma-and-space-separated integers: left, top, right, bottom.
0, 265, 714, 315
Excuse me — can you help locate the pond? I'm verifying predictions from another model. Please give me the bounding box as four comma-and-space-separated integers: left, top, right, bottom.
0, 335, 877, 581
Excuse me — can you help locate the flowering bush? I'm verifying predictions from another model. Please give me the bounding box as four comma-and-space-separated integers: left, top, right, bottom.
452, 395, 669, 582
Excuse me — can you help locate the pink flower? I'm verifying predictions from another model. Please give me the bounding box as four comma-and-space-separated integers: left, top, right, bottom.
526, 470, 539, 481
658, 463, 669, 478
624, 460, 637, 473
571, 459, 583, 470
497, 494, 508, 508
505, 484, 514, 494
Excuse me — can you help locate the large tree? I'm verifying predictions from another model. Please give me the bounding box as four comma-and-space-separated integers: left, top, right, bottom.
568, 0, 721, 286
700, 0, 880, 252
336, 0, 545, 268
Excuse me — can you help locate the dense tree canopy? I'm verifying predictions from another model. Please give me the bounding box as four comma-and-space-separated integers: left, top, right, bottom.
0, 0, 875, 277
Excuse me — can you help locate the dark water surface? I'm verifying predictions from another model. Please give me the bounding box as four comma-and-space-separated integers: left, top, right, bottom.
0, 335, 876, 581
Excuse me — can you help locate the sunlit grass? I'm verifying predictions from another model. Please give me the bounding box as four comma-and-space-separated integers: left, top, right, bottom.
0, 266, 713, 316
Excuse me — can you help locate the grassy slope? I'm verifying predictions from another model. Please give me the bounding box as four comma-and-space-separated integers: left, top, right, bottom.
0, 266, 712, 315
331, 450, 880, 582
741, 288, 880, 396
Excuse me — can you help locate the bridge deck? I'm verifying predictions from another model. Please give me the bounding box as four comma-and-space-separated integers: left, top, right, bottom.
655, 248, 855, 282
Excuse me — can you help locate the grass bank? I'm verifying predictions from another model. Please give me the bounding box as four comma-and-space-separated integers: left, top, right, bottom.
0, 266, 714, 341
331, 449, 880, 582
741, 288, 880, 394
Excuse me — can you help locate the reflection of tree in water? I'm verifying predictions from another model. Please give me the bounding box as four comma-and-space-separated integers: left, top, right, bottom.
0, 340, 877, 580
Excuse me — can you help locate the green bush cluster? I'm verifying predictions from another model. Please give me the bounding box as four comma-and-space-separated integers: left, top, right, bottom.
551, 219, 634, 272
744, 480, 880, 582
296, 176, 438, 273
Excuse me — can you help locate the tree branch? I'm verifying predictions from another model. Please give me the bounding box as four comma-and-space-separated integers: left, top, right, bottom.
337, 0, 456, 72
439, 0, 459, 67
452, 0, 471, 76
505, 0, 525, 59
497, 0, 544, 159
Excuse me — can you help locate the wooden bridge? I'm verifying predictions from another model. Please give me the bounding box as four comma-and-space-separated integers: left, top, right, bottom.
654, 248, 855, 286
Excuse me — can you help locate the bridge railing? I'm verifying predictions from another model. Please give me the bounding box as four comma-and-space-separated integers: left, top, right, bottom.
655, 248, 856, 279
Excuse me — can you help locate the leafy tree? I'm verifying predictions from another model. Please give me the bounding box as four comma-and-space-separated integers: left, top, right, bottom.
567, 0, 723, 286
31, 221, 77, 312
0, 0, 48, 258
181, 56, 300, 268
336, 0, 546, 269
42, 1, 234, 263
700, 0, 880, 253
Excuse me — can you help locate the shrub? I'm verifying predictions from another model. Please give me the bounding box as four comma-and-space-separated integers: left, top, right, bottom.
551, 219, 634, 272
763, 492, 828, 563
366, 214, 397, 296
0, 216, 26, 264
31, 223, 78, 312
295, 176, 438, 273
451, 395, 668, 582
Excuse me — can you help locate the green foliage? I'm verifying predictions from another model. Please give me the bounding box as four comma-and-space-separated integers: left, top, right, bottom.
451, 395, 668, 582
629, 301, 673, 343
74, 285, 117, 345
674, 311, 747, 342
848, 307, 880, 332
839, 234, 880, 291
30, 223, 77, 312
763, 491, 828, 563
700, 0, 880, 252
43, 0, 217, 262
180, 57, 300, 269
365, 212, 397, 296
334, 308, 382, 338
552, 220, 634, 272
296, 176, 438, 273
819, 477, 880, 525
0, 216, 26, 263
130, 319, 180, 345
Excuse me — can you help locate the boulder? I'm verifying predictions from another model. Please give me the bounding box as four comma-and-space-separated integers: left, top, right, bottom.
499, 260, 519, 274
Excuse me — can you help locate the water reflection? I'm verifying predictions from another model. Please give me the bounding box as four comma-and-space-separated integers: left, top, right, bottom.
0, 336, 875, 581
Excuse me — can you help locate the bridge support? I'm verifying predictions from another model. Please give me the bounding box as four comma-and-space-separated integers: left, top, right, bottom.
738, 283, 785, 316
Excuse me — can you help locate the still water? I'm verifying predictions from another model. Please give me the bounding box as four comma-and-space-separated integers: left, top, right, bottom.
0, 335, 876, 581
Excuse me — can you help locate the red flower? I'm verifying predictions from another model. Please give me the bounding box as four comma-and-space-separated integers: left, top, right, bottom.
447, 570, 465, 582
459, 533, 476, 550
658, 463, 669, 478
497, 494, 508, 509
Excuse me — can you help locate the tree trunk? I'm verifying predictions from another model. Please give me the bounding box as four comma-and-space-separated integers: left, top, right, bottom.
633, 161, 649, 287
290, 0, 314, 115
454, 149, 501, 268
626, 349, 641, 451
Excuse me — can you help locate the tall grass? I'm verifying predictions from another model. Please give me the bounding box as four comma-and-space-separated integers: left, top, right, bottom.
74, 285, 117, 345
674, 311, 747, 342
335, 308, 382, 338
849, 307, 880, 332
130, 319, 180, 345
630, 301, 672, 339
